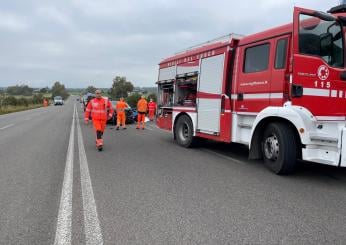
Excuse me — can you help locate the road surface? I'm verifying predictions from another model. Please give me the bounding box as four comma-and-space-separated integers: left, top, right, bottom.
1, 96, 346, 244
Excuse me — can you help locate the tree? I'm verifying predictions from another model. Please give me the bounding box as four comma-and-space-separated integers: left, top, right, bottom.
39, 87, 49, 93
147, 93, 157, 102
85, 86, 97, 94
51, 81, 69, 100
126, 93, 141, 108
109, 76, 134, 99
6, 85, 33, 96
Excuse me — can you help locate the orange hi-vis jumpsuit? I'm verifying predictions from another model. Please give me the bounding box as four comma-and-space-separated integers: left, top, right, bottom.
43, 99, 48, 107
137, 98, 148, 129
85, 97, 113, 148
116, 101, 128, 129
148, 101, 156, 121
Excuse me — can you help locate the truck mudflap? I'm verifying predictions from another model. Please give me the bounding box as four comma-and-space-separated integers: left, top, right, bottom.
340, 128, 346, 167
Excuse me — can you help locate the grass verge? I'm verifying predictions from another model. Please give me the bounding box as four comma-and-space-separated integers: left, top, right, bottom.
0, 104, 44, 115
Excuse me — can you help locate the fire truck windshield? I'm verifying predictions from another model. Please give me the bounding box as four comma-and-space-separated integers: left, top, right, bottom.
299, 14, 344, 68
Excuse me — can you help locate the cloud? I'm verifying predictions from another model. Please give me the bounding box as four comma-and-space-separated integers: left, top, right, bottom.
36, 6, 72, 27
34, 41, 66, 56
0, 0, 340, 88
0, 11, 28, 32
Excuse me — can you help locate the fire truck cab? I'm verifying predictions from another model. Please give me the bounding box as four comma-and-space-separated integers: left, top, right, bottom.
156, 4, 346, 174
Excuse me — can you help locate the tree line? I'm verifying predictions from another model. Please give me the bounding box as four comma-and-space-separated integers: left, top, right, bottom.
83, 76, 157, 108
0, 94, 45, 108
0, 81, 69, 107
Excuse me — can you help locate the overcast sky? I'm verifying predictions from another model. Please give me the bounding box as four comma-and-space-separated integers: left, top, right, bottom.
0, 0, 337, 88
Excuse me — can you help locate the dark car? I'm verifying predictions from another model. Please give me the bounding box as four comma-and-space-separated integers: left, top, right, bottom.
129, 108, 138, 122
83, 93, 95, 112
107, 101, 135, 125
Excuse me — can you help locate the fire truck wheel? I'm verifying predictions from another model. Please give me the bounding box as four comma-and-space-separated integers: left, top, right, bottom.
175, 115, 196, 148
262, 122, 297, 174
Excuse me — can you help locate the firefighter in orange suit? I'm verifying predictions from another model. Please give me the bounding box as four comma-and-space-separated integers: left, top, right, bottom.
136, 95, 148, 129
116, 97, 128, 130
84, 90, 113, 151
43, 98, 49, 107
148, 98, 156, 121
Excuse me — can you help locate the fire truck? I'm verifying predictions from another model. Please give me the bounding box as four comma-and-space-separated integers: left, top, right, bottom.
156, 3, 346, 174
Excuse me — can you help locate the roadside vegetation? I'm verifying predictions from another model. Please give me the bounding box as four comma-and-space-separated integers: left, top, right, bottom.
0, 82, 69, 115
0, 93, 46, 115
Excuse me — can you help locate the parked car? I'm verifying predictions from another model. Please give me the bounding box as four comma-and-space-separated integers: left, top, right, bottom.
129, 108, 138, 122
53, 96, 64, 106
83, 93, 95, 112
107, 101, 135, 125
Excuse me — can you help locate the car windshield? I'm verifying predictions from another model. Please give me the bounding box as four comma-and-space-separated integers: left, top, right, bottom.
54, 96, 62, 100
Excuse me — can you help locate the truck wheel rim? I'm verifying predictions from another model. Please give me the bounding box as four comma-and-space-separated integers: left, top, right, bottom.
264, 134, 279, 161
179, 123, 189, 140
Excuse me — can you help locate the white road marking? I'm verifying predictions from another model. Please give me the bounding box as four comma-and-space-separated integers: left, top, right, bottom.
76, 108, 104, 245
54, 105, 76, 245
202, 148, 247, 165
0, 124, 14, 130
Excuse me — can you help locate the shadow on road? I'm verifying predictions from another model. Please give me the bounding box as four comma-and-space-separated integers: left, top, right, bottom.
193, 139, 346, 183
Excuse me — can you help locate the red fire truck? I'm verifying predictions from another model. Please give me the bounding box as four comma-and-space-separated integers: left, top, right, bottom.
156, 4, 346, 174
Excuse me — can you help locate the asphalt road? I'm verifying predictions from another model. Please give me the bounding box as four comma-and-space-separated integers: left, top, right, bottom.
1, 96, 346, 244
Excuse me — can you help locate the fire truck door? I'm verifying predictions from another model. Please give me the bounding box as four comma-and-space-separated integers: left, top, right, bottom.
269, 34, 291, 106
234, 41, 272, 112
292, 7, 346, 118
197, 54, 225, 134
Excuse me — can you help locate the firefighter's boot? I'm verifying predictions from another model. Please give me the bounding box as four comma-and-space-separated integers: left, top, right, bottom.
96, 139, 103, 151
96, 131, 103, 151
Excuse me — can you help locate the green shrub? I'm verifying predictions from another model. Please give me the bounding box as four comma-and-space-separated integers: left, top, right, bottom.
17, 97, 29, 107
3, 96, 17, 106
32, 94, 43, 104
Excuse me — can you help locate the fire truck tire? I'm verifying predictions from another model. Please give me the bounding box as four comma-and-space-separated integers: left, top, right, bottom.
175, 115, 196, 148
262, 122, 297, 174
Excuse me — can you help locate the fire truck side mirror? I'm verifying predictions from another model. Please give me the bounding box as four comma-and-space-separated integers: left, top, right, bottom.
292, 84, 303, 98
340, 71, 346, 81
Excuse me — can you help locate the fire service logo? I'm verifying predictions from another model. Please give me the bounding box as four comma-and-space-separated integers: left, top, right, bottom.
317, 65, 329, 80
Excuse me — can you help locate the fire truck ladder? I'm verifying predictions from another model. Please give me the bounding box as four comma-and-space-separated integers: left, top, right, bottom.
175, 33, 243, 56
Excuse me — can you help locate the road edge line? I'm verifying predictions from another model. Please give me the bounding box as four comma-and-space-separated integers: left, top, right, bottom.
0, 124, 14, 130
76, 106, 104, 245
54, 104, 76, 245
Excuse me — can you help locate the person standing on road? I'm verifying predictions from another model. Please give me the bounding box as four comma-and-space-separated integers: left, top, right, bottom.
148, 98, 156, 121
84, 89, 113, 151
43, 98, 49, 107
136, 95, 148, 130
115, 97, 128, 130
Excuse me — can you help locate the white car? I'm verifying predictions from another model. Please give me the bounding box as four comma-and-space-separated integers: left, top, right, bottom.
54, 96, 64, 106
